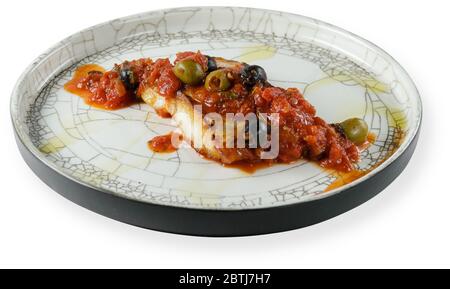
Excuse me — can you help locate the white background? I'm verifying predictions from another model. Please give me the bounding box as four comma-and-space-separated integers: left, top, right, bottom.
0, 0, 448, 268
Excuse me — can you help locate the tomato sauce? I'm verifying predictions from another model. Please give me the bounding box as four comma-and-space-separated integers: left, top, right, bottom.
223, 160, 274, 174
65, 58, 181, 110
64, 51, 379, 174
147, 132, 182, 153
64, 64, 134, 110
137, 58, 181, 97
183, 70, 253, 115
253, 86, 360, 172
174, 51, 208, 71
325, 131, 401, 191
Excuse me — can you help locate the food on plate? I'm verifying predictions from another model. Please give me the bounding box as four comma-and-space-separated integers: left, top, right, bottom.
64, 51, 371, 172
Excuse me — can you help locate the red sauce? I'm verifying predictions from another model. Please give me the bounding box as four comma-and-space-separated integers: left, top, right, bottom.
64, 51, 378, 173
224, 133, 379, 175
147, 132, 182, 153
64, 58, 181, 110
64, 64, 134, 110
223, 160, 274, 174
254, 86, 359, 172
175, 51, 208, 71
324, 131, 399, 191
184, 75, 252, 114
137, 58, 181, 97
185, 78, 360, 172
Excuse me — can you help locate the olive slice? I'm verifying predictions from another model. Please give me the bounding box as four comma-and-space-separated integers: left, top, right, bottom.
205, 69, 231, 92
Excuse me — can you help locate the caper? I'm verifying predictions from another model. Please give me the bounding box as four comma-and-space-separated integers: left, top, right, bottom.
205, 69, 231, 92
240, 65, 267, 89
173, 59, 205, 85
340, 118, 369, 145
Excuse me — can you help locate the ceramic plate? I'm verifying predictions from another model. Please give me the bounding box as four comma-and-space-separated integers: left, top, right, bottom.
11, 7, 421, 236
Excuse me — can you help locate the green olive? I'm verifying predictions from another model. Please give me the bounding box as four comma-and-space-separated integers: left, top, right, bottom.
173, 59, 205, 85
340, 118, 369, 145
205, 69, 231, 92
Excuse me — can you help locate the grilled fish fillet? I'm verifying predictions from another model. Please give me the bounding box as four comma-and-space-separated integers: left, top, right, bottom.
141, 57, 255, 164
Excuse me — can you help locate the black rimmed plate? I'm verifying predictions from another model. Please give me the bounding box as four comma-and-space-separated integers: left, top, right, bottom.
11, 7, 421, 236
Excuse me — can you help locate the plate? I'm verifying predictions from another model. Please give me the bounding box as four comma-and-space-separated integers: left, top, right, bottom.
11, 7, 421, 236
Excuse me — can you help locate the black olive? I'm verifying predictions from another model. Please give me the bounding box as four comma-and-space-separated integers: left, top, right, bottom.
206, 55, 217, 72
240, 65, 267, 89
118, 62, 137, 90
